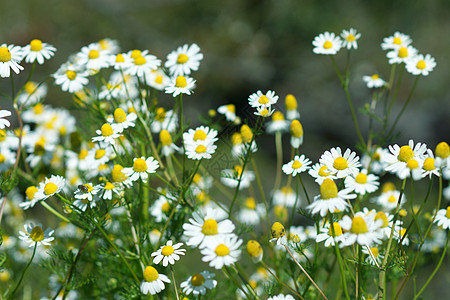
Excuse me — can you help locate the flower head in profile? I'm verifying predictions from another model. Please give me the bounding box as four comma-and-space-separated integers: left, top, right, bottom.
22, 39, 56, 65
270, 222, 287, 245
165, 75, 196, 97
312, 32, 342, 55
151, 240, 186, 267
140, 266, 170, 295
341, 28, 361, 50
0, 110, 12, 129
165, 43, 203, 76
217, 104, 237, 122
180, 270, 217, 296
0, 43, 24, 78
19, 223, 54, 247
434, 207, 450, 230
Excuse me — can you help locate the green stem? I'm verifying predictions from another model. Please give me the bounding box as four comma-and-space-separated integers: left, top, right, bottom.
40, 200, 70, 222
329, 214, 350, 300
273, 131, 283, 192
260, 261, 304, 299
9, 244, 37, 298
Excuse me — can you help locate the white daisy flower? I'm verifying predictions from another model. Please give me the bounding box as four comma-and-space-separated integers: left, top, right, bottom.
150, 108, 178, 133
381, 32, 412, 50
151, 240, 186, 267
0, 44, 24, 77
315, 221, 345, 247
435, 142, 450, 168
217, 104, 237, 122
433, 206, 450, 229
266, 111, 290, 134
307, 179, 356, 217
282, 155, 312, 176
362, 74, 386, 88
361, 147, 389, 174
362, 246, 384, 266
422, 149, 440, 178
165, 43, 203, 76
0, 110, 12, 129
376, 189, 406, 211
384, 140, 428, 180
290, 120, 304, 149
97, 38, 120, 54
140, 266, 170, 295
341, 28, 361, 50
272, 186, 298, 208
312, 32, 342, 55
344, 170, 379, 195
248, 90, 279, 109
75, 43, 111, 71
92, 123, 122, 145
53, 66, 89, 93
165, 75, 196, 97
285, 94, 300, 120
22, 39, 56, 65
145, 68, 170, 90
74, 183, 101, 202
405, 53, 436, 76
308, 163, 337, 184
200, 234, 242, 269
19, 185, 40, 210
319, 147, 361, 179
185, 140, 217, 160
121, 156, 159, 183
386, 45, 418, 64
339, 212, 383, 247
221, 165, 255, 190
125, 52, 161, 77
19, 223, 54, 248
107, 108, 137, 133
237, 197, 265, 225
17, 81, 47, 106
182, 208, 235, 249
34, 175, 65, 202
268, 293, 295, 300
254, 105, 275, 118
180, 270, 217, 296
159, 130, 179, 157
183, 126, 218, 146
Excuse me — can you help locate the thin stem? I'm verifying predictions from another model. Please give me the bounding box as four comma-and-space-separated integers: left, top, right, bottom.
260, 261, 304, 299
40, 201, 70, 223
9, 243, 37, 298
273, 131, 283, 192
329, 214, 350, 300
170, 266, 180, 300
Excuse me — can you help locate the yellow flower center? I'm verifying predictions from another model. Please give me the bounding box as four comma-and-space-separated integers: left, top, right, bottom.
78, 149, 88, 160
271, 222, 285, 238
175, 76, 187, 88
258, 95, 269, 105
371, 74, 379, 80
292, 160, 302, 169
155, 75, 163, 84
130, 50, 141, 59
100, 123, 114, 137
95, 149, 106, 159
290, 120, 303, 138
115, 53, 125, 63
320, 178, 338, 199
143, 266, 159, 282
160, 130, 172, 146
0, 46, 11, 62
33, 103, 44, 114
26, 186, 39, 200
112, 164, 127, 182
406, 159, 419, 170
240, 125, 253, 143
259, 108, 270, 117
30, 39, 43, 51
161, 245, 175, 256
323, 41, 333, 49
272, 111, 285, 121
34, 139, 45, 156
355, 173, 368, 184
30, 226, 44, 242
155, 107, 166, 122
202, 219, 218, 236
346, 34, 355, 42
161, 202, 170, 213
285, 94, 297, 110
393, 37, 402, 45
215, 244, 230, 256
435, 142, 450, 159
177, 53, 189, 64
234, 165, 243, 177
24, 81, 38, 95
66, 70, 77, 81
371, 247, 379, 257
193, 130, 207, 141
398, 47, 408, 58
245, 197, 256, 210
333, 157, 348, 170
328, 222, 343, 236
246, 240, 263, 257
231, 132, 242, 145
88, 49, 100, 59
195, 145, 207, 153
192, 173, 201, 184
318, 166, 331, 177
0, 154, 5, 163
388, 195, 397, 203
0, 130, 6, 142
191, 273, 206, 286
382, 182, 396, 193
423, 157, 435, 171
133, 158, 147, 172
446, 207, 450, 219
350, 216, 369, 234
399, 209, 407, 217
82, 183, 94, 193
114, 108, 127, 123
416, 60, 426, 70
398, 145, 414, 162
134, 56, 146, 65
375, 211, 389, 228
44, 182, 58, 195
104, 182, 115, 190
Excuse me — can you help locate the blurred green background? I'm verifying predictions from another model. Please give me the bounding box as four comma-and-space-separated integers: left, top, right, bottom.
1, 0, 449, 298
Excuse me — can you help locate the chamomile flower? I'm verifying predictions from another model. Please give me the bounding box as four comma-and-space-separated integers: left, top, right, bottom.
316, 221, 345, 247
111, 164, 133, 188
376, 188, 406, 211
384, 140, 428, 179
386, 45, 418, 64
0, 110, 12, 129
248, 90, 279, 109
344, 170, 379, 195
254, 105, 275, 118
19, 186, 40, 210
362, 246, 383, 266
434, 207, 450, 229
405, 54, 436, 76
361, 147, 389, 174
182, 208, 235, 249
200, 234, 242, 269
75, 43, 110, 71
185, 140, 217, 160
180, 270, 217, 296
319, 147, 361, 179
309, 163, 337, 184
217, 104, 237, 122
17, 81, 47, 106
121, 156, 159, 183
290, 120, 304, 148
165, 75, 196, 97
34, 175, 65, 201
22, 39, 56, 64
19, 223, 54, 247
107, 108, 137, 133
165, 43, 203, 76
339, 212, 383, 247
183, 126, 218, 146
266, 111, 290, 134
268, 294, 295, 300
151, 108, 178, 133
435, 142, 450, 168
363, 74, 386, 88
307, 179, 356, 217
285, 94, 300, 120
312, 32, 342, 55
125, 52, 161, 77
53, 66, 89, 93
221, 166, 255, 189
74, 183, 101, 202
282, 155, 312, 176
422, 149, 440, 178
381, 32, 412, 50
0, 44, 24, 77
159, 130, 179, 156
92, 123, 121, 145
341, 28, 361, 50
151, 240, 186, 267
237, 197, 265, 225
140, 266, 170, 295
246, 240, 264, 263
145, 68, 170, 90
